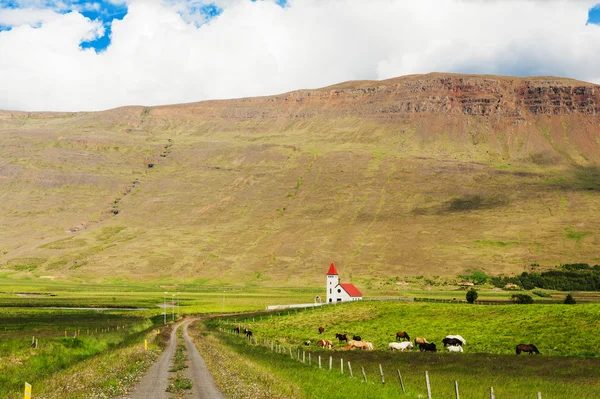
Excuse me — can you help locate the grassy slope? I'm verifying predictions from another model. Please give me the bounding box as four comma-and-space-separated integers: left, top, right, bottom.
0, 89, 599, 285
201, 300, 600, 399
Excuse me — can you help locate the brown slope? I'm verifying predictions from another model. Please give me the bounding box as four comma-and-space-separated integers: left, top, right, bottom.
0, 73, 599, 286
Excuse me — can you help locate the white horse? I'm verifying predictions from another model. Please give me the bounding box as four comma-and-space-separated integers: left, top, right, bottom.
445, 335, 466, 345
365, 341, 374, 350
447, 345, 464, 353
389, 341, 413, 351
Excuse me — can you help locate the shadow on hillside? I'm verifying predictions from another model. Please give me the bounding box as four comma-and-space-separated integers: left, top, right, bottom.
413, 194, 510, 215
545, 166, 600, 192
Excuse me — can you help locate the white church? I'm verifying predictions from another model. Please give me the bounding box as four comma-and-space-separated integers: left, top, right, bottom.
326, 262, 363, 303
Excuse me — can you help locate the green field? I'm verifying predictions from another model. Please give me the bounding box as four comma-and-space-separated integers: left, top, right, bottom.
198, 300, 600, 399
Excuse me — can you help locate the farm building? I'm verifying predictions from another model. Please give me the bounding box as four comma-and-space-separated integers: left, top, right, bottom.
326, 262, 363, 303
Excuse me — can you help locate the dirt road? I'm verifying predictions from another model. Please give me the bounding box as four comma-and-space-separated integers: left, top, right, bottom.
118, 319, 225, 399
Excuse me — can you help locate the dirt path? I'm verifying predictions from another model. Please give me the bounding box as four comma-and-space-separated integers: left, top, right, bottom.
117, 319, 225, 399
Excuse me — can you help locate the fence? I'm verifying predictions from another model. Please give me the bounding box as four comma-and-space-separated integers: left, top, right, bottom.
219, 323, 546, 399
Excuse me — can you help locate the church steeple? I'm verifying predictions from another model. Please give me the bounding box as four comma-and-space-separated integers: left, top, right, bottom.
326, 262, 339, 303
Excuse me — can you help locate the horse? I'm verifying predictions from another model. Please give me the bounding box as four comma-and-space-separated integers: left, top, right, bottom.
245, 330, 253, 340
352, 335, 361, 341
396, 331, 410, 341
318, 326, 325, 334
347, 340, 370, 350
445, 335, 466, 345
447, 345, 463, 353
335, 333, 349, 343
318, 339, 332, 349
365, 341, 374, 350
516, 344, 540, 355
442, 337, 463, 347
304, 340, 311, 346
233, 326, 240, 334
389, 341, 413, 351
414, 337, 428, 346
419, 342, 437, 352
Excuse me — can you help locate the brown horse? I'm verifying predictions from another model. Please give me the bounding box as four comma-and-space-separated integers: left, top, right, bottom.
516, 344, 540, 355
318, 326, 325, 334
318, 339, 332, 349
396, 331, 410, 341
414, 337, 428, 346
335, 333, 349, 343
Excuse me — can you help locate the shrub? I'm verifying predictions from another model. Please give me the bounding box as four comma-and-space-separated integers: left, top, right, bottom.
511, 294, 534, 304
466, 288, 478, 303
563, 294, 577, 304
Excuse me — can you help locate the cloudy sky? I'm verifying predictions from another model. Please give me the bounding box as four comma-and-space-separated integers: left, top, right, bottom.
1, 0, 599, 111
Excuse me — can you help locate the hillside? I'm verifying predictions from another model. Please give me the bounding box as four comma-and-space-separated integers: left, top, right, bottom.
0, 73, 599, 287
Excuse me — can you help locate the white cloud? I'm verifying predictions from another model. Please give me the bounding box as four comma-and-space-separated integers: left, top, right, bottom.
0, 0, 599, 111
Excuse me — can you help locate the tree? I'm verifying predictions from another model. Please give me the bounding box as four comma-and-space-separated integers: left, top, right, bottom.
466, 288, 478, 303
563, 294, 577, 304
511, 294, 534, 304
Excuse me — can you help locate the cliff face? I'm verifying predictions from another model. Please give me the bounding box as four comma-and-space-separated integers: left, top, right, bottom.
148, 74, 600, 122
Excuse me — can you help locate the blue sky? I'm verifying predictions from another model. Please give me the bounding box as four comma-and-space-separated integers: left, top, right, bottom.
1, 0, 600, 112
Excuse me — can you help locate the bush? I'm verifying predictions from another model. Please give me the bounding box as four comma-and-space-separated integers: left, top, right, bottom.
466, 288, 478, 303
511, 294, 534, 304
563, 294, 577, 304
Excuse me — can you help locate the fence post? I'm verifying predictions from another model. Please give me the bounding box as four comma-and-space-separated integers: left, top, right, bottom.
361, 366, 368, 383
348, 361, 353, 377
490, 387, 495, 399
454, 381, 459, 399
425, 371, 432, 399
303, 351, 306, 363
297, 349, 300, 360
309, 353, 311, 365
340, 358, 344, 374
379, 363, 385, 385
537, 393, 542, 399
289, 347, 293, 358
24, 382, 32, 399
329, 356, 332, 370
318, 355, 321, 369
397, 369, 405, 393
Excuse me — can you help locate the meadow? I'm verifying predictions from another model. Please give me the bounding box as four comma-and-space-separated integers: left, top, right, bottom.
200, 300, 600, 399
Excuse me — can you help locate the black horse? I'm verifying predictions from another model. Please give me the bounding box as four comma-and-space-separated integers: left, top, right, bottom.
233, 326, 240, 334
335, 333, 349, 343
442, 337, 463, 347
419, 342, 437, 352
516, 344, 540, 355
352, 335, 361, 341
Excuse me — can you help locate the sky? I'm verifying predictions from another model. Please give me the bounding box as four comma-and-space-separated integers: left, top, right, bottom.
0, 0, 599, 112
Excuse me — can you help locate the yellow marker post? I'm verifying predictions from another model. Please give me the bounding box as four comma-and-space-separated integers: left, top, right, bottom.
24, 382, 32, 399
144, 339, 148, 351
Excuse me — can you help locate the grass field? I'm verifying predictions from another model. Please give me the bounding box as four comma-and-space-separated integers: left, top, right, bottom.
198, 300, 600, 399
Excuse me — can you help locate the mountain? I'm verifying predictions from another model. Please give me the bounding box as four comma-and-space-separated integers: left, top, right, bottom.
1, 73, 599, 287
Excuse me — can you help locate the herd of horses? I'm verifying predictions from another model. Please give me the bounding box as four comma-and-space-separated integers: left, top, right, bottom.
234, 325, 541, 355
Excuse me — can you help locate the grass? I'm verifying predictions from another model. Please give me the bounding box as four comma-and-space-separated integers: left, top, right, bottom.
199, 300, 600, 398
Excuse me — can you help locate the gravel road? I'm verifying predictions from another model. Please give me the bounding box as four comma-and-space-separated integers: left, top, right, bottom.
117, 318, 225, 399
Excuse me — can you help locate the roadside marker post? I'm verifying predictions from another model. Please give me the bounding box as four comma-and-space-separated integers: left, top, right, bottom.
24, 382, 31, 399
144, 339, 148, 351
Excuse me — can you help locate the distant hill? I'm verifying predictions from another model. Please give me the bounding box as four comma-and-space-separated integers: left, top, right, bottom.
1, 73, 599, 287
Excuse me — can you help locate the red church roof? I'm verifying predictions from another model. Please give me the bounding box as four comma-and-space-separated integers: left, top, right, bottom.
327, 262, 338, 275
340, 283, 362, 297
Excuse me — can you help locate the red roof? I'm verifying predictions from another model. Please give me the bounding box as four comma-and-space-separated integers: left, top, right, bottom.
327, 262, 338, 275
339, 283, 362, 297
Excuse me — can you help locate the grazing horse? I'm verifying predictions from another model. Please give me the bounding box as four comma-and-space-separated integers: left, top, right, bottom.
233, 326, 240, 334
419, 342, 437, 352
442, 338, 463, 347
347, 340, 370, 350
389, 341, 413, 351
352, 335, 361, 341
335, 333, 349, 343
445, 335, 466, 345
414, 337, 428, 346
516, 344, 540, 355
447, 345, 463, 353
304, 340, 311, 346
318, 339, 332, 349
318, 326, 325, 334
245, 329, 253, 340
396, 331, 410, 341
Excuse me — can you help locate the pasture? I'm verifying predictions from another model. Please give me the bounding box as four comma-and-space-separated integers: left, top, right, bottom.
202, 300, 600, 398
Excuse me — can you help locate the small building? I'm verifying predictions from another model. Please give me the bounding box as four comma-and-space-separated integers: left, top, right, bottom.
504, 283, 519, 290
459, 281, 474, 286
326, 262, 363, 303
